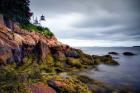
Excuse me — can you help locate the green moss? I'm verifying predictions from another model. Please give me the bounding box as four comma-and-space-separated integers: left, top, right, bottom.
101, 55, 119, 65
0, 82, 30, 93
45, 54, 55, 66
57, 77, 92, 93
55, 56, 67, 62
76, 49, 119, 66
94, 57, 101, 65
0, 65, 31, 93
75, 49, 94, 66
93, 55, 119, 65
66, 58, 82, 68
81, 56, 94, 65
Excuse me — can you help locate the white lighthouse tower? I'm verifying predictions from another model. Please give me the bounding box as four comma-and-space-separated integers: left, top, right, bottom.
40, 15, 45, 21
32, 14, 46, 27
40, 14, 47, 27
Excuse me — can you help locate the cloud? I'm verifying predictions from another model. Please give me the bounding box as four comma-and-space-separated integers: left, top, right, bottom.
30, 0, 140, 46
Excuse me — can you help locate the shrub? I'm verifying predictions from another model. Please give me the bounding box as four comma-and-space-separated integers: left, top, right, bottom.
19, 23, 54, 37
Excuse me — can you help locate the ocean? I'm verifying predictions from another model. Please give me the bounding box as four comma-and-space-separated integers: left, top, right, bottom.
77, 47, 140, 93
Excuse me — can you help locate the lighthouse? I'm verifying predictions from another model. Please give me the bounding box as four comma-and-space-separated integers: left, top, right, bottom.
40, 15, 45, 21
40, 14, 47, 27
32, 14, 46, 26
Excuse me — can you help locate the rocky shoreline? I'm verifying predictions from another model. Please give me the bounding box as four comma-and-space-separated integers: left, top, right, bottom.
0, 24, 131, 93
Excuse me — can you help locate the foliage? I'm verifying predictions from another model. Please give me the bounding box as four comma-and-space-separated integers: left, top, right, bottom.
19, 23, 54, 37
0, 0, 31, 23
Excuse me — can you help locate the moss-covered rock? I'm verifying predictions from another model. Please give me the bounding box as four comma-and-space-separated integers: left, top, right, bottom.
81, 54, 94, 65
45, 54, 55, 66
77, 75, 94, 84
66, 58, 82, 68
47, 76, 92, 93
93, 55, 119, 65
27, 82, 56, 93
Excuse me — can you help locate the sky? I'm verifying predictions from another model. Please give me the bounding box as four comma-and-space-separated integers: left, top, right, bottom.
30, 0, 140, 47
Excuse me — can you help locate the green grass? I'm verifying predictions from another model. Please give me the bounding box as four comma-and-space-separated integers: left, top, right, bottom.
19, 23, 54, 37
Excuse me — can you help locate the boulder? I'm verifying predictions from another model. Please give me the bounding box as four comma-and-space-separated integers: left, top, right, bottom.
50, 45, 66, 58
48, 80, 64, 92
48, 80, 64, 88
11, 46, 23, 64
123, 52, 136, 56
65, 50, 79, 58
27, 83, 56, 93
35, 41, 50, 60
92, 55, 119, 65
108, 52, 118, 55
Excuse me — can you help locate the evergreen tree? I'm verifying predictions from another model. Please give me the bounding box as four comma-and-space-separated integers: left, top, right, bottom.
0, 0, 31, 23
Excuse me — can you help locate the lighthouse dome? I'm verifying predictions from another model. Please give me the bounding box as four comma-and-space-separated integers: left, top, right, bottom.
40, 15, 45, 21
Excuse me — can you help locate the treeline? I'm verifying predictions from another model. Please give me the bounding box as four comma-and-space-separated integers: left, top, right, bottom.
0, 0, 31, 23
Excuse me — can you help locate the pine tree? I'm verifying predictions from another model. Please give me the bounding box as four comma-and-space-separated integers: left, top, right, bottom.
0, 0, 31, 23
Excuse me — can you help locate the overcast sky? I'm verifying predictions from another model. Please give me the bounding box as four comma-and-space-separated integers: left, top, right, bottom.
30, 0, 140, 47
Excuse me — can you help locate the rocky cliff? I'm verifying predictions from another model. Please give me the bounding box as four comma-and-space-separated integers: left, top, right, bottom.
0, 23, 68, 65
0, 23, 119, 93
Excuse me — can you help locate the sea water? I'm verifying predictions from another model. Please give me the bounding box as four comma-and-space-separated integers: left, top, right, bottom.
78, 47, 140, 92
